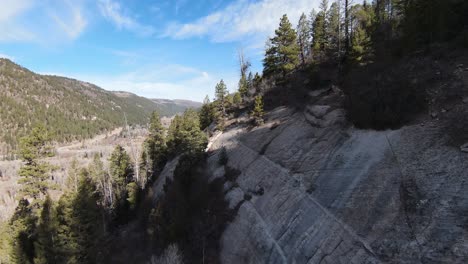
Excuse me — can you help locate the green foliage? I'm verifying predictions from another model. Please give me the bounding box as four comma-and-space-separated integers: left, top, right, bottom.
144, 111, 167, 181
263, 14, 300, 77
150, 154, 232, 262
311, 1, 329, 59
233, 92, 242, 106
199, 96, 216, 130
327, 2, 342, 58
214, 80, 228, 117
251, 96, 265, 125
126, 182, 139, 211
167, 110, 208, 157
109, 145, 134, 220
9, 199, 37, 264
297, 13, 311, 64
33, 195, 56, 264
18, 125, 55, 203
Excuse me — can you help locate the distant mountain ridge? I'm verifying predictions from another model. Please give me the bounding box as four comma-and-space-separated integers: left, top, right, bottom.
0, 58, 200, 155
150, 98, 202, 115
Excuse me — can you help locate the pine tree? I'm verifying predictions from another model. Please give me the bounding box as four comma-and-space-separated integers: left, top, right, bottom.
297, 13, 311, 64
167, 110, 208, 157
71, 171, 104, 263
18, 124, 54, 206
263, 14, 300, 77
251, 96, 265, 125
327, 1, 342, 58
109, 145, 134, 217
33, 195, 57, 264
199, 95, 215, 130
9, 199, 37, 264
312, 0, 329, 59
214, 80, 228, 118
144, 111, 167, 181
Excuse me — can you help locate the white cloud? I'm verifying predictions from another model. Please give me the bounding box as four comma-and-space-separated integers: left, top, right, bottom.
164, 0, 319, 46
98, 0, 155, 36
49, 1, 87, 40
0, 0, 36, 42
0, 0, 87, 43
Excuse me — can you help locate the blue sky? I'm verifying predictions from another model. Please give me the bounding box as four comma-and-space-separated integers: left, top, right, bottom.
0, 0, 324, 101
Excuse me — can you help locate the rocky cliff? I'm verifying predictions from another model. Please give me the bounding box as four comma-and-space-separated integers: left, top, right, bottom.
200, 84, 468, 263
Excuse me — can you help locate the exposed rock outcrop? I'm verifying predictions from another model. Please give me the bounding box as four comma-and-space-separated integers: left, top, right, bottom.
205, 89, 468, 263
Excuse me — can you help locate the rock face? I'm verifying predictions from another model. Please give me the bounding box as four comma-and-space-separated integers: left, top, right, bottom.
206, 91, 468, 263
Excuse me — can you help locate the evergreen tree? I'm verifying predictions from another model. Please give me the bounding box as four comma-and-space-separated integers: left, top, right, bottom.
71, 171, 105, 263
9, 199, 37, 264
327, 1, 342, 58
233, 92, 242, 106
144, 111, 167, 182
167, 110, 208, 157
199, 95, 215, 130
214, 80, 228, 117
251, 96, 265, 125
109, 145, 134, 218
263, 14, 300, 77
297, 13, 311, 64
349, 3, 375, 62
34, 195, 57, 264
18, 124, 55, 205
312, 0, 329, 59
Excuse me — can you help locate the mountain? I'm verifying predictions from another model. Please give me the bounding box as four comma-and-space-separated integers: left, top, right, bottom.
150, 98, 202, 115
0, 59, 199, 154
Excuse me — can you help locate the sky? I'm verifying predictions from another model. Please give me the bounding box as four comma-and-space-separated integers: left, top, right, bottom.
0, 0, 325, 102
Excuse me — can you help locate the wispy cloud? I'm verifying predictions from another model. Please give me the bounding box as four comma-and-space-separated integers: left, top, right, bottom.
0, 0, 87, 43
98, 0, 155, 36
164, 0, 318, 47
0, 0, 36, 42
49, 1, 87, 40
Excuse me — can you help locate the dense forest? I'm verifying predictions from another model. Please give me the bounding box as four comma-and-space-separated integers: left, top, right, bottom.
1, 0, 467, 263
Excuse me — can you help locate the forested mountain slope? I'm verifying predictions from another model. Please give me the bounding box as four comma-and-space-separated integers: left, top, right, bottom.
0, 59, 198, 154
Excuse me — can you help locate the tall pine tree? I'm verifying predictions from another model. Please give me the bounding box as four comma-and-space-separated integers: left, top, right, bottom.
263, 14, 300, 77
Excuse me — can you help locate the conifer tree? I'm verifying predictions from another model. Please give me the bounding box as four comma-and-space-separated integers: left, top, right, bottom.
167, 110, 207, 156
9, 199, 37, 264
18, 124, 54, 206
34, 195, 57, 264
144, 111, 167, 181
263, 14, 300, 77
297, 13, 311, 64
199, 95, 215, 130
109, 145, 134, 216
214, 80, 228, 117
251, 95, 265, 125
327, 1, 342, 58
312, 0, 329, 59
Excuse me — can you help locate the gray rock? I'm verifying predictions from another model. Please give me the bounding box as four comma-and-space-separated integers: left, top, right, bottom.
207, 101, 468, 263
461, 143, 468, 153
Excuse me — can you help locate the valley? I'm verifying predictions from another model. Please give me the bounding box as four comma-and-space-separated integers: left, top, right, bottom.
0, 127, 147, 221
